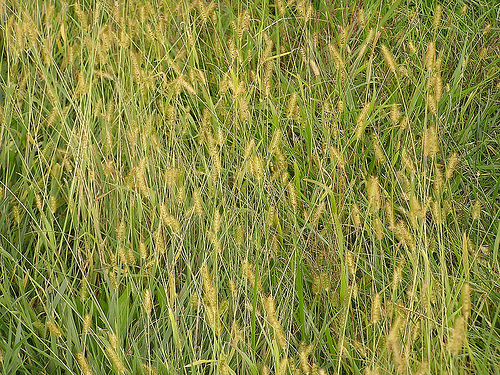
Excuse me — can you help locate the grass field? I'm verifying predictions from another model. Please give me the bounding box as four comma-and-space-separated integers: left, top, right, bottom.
0, 0, 499, 374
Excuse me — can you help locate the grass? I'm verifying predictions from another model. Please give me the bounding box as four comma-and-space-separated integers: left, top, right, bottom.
0, 0, 499, 374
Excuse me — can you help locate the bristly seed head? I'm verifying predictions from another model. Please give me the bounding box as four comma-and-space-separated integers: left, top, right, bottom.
448, 315, 466, 356
425, 41, 436, 71
380, 44, 397, 74
423, 125, 439, 157
367, 176, 381, 214
432, 4, 443, 31
472, 200, 481, 221
371, 293, 382, 324
445, 152, 459, 179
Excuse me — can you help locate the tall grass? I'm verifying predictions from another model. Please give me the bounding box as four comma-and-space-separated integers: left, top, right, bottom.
0, 0, 499, 374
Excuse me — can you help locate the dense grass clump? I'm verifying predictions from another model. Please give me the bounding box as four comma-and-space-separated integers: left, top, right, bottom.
0, 1, 499, 374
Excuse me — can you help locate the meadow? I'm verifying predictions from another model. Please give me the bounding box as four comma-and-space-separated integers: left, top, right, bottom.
0, 0, 499, 374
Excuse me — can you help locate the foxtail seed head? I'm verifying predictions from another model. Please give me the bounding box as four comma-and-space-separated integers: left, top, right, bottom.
265, 205, 276, 227
299, 343, 314, 374
372, 134, 386, 164
192, 189, 204, 217
391, 257, 405, 292
46, 320, 63, 338
49, 195, 58, 214
410, 195, 423, 221
105, 345, 125, 373
431, 200, 442, 225
235, 222, 245, 245
269, 128, 283, 155
154, 228, 165, 254
427, 94, 438, 114
328, 44, 344, 70
201, 263, 217, 308
423, 125, 439, 157
330, 146, 345, 168
241, 260, 262, 292
345, 251, 356, 276
276, 0, 286, 16
117, 221, 126, 243
287, 181, 298, 212
462, 282, 471, 320
264, 295, 287, 348
169, 271, 177, 305
228, 279, 237, 300
35, 194, 43, 212
311, 201, 325, 228
408, 40, 417, 55
287, 92, 299, 119
250, 154, 264, 180
139, 241, 148, 260
434, 73, 443, 102
357, 8, 365, 28
82, 313, 92, 334
371, 293, 382, 324
401, 148, 416, 175
355, 103, 370, 140
337, 99, 345, 113
390, 103, 400, 124
448, 315, 466, 356
212, 209, 221, 234
396, 220, 416, 251
425, 41, 436, 71
277, 358, 288, 375
399, 116, 409, 130
432, 4, 443, 31
380, 44, 397, 74
309, 59, 320, 77
143, 289, 152, 315
445, 152, 459, 179
367, 176, 381, 214
244, 139, 255, 161
373, 217, 384, 241
472, 200, 481, 221
75, 352, 93, 375
351, 203, 362, 228
176, 185, 185, 205
338, 25, 348, 49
